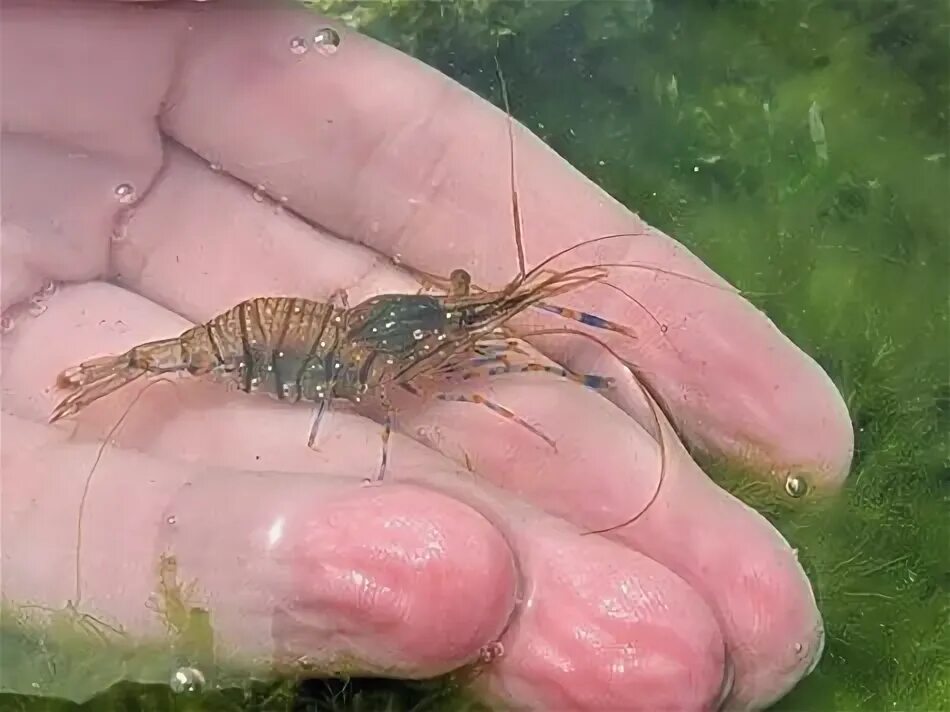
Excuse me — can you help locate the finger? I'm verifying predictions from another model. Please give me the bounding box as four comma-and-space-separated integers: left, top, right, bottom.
1, 414, 518, 686
397, 381, 825, 709
53, 147, 824, 705
3, 284, 729, 711
154, 3, 853, 487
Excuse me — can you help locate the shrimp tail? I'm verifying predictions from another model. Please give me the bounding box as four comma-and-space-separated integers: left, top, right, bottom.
49, 337, 191, 423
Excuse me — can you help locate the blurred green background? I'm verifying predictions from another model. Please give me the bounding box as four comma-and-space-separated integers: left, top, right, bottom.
4, 0, 947, 710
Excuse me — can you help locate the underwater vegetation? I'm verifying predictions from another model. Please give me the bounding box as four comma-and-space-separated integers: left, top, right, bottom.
3, 0, 947, 710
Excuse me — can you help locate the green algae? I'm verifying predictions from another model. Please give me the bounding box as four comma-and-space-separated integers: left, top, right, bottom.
5, 1, 947, 709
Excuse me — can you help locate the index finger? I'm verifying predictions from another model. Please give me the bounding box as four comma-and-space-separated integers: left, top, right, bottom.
160, 3, 852, 488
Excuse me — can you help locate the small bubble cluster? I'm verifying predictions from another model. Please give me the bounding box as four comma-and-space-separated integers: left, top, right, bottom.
26, 280, 58, 317
170, 666, 205, 693
289, 28, 341, 57
478, 640, 505, 663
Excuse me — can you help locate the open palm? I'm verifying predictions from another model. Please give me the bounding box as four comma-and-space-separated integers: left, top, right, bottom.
1, 2, 853, 710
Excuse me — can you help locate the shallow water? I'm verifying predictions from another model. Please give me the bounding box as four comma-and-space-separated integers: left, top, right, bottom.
3, 0, 947, 710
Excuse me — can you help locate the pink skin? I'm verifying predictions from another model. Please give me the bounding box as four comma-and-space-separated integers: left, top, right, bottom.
0, 1, 853, 710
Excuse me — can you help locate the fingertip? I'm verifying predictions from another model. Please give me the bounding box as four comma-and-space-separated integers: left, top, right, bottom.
480, 531, 728, 711
281, 483, 518, 674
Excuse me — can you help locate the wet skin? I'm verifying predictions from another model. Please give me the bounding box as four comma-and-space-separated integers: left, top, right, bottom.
1, 1, 854, 710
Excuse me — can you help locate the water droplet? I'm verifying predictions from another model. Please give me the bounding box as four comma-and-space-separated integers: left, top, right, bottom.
114, 183, 136, 204
209, 161, 222, 172
478, 640, 505, 663
252, 185, 266, 202
166, 515, 177, 525
784, 474, 808, 498
313, 27, 341, 55
170, 666, 205, 693
289, 36, 308, 54
1, 315, 14, 333
412, 329, 424, 340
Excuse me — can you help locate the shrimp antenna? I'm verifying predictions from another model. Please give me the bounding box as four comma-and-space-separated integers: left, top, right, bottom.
494, 52, 527, 282
582, 373, 668, 537
505, 324, 670, 534
71, 377, 172, 606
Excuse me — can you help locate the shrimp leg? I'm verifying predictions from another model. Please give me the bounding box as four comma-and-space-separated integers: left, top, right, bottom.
434, 392, 557, 451
397, 380, 554, 451
307, 396, 331, 449
376, 387, 394, 482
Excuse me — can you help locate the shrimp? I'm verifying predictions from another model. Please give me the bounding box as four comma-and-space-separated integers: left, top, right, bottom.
48, 274, 627, 478
50, 294, 419, 479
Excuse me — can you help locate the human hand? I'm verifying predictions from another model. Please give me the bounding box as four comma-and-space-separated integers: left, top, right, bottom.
1, 2, 853, 710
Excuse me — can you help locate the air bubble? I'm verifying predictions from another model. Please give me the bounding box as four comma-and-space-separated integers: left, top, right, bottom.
794, 642, 804, 653
114, 183, 136, 204
361, 477, 373, 486
1, 315, 15, 334
28, 298, 47, 317
166, 515, 177, 525
313, 27, 341, 55
209, 162, 222, 173
412, 329, 424, 340
252, 185, 266, 202
38, 281, 57, 298
478, 640, 505, 663
784, 474, 808, 498
289, 36, 308, 54
391, 252, 402, 265
170, 666, 205, 693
